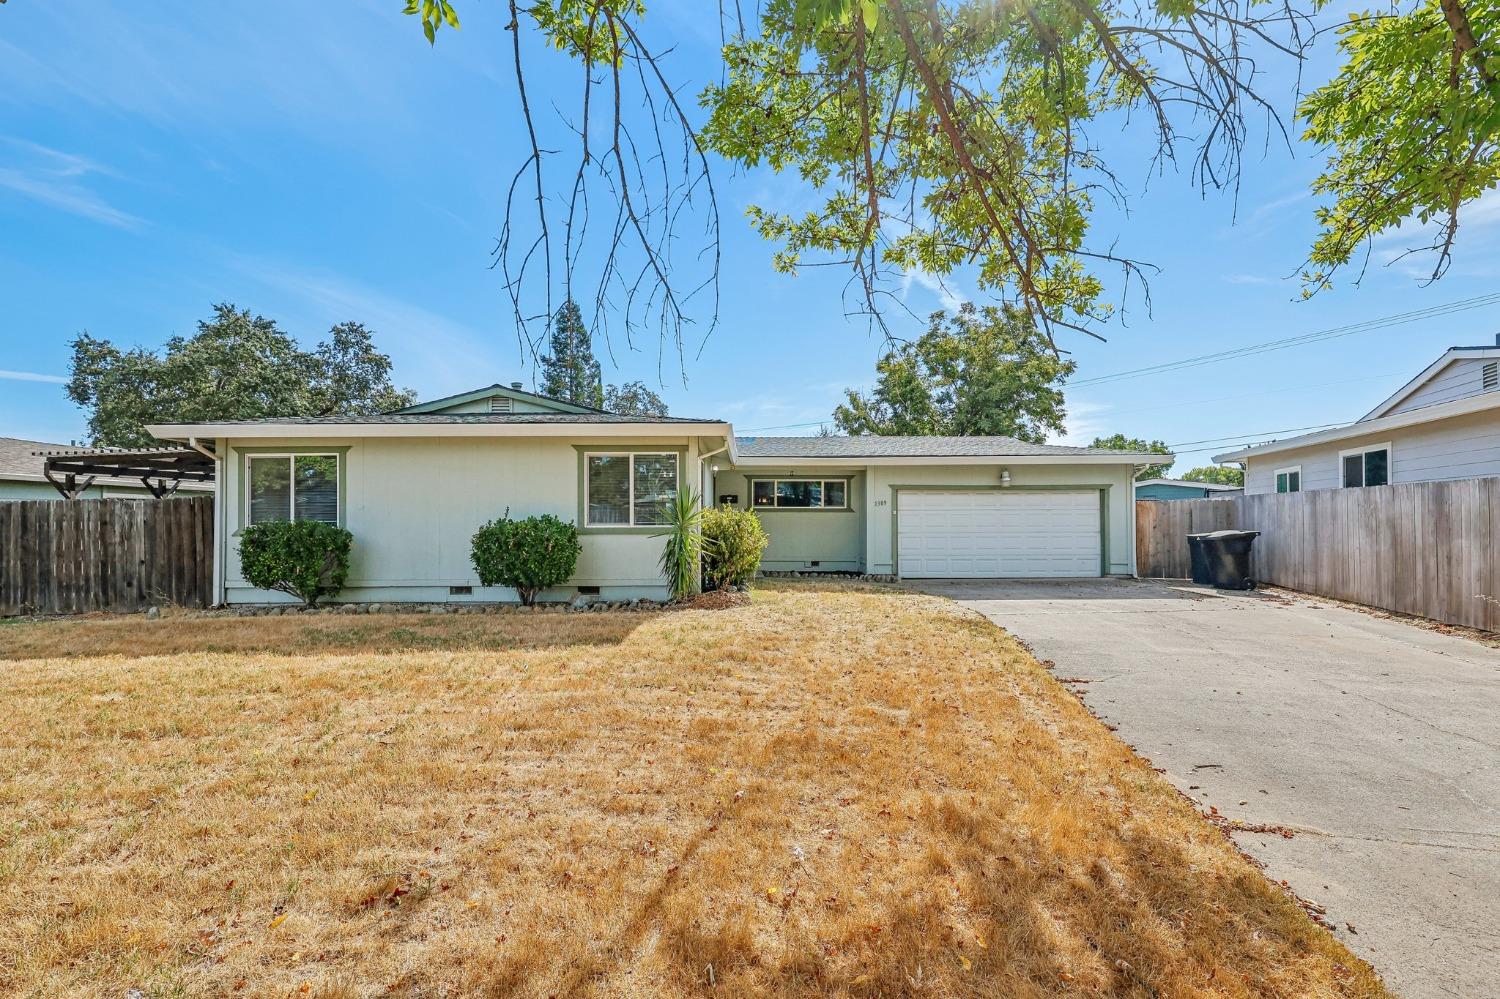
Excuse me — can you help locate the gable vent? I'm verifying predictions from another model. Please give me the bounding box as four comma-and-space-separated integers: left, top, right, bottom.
489, 396, 513, 413
1484, 361, 1498, 392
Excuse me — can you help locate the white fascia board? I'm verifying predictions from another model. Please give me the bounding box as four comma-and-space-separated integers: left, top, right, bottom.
147, 422, 734, 441
1359, 350, 1460, 421
1360, 347, 1500, 421
729, 452, 1168, 468
1213, 390, 1500, 463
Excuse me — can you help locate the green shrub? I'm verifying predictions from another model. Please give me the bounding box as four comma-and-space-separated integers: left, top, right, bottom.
238, 520, 354, 607
654, 488, 704, 601
470, 512, 581, 605
701, 505, 768, 590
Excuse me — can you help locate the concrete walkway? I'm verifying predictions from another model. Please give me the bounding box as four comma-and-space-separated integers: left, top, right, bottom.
913, 577, 1500, 999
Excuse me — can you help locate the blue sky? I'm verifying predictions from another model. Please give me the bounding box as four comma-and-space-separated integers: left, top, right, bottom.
4, 2, 1500, 472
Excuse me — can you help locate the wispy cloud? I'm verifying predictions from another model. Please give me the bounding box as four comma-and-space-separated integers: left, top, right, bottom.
0, 369, 69, 384
0, 139, 141, 229
900, 269, 966, 312
1222, 272, 1280, 286
230, 257, 502, 391
1055, 398, 1112, 447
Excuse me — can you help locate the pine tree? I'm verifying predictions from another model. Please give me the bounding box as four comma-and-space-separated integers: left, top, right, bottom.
539, 300, 604, 408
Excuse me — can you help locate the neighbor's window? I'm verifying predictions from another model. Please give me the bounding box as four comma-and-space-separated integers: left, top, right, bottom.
586, 452, 678, 527
751, 478, 849, 509
248, 454, 339, 525
1274, 467, 1301, 494
1341, 446, 1390, 488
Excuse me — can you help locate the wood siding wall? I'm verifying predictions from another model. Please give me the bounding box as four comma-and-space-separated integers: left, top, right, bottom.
0, 496, 213, 616
1136, 481, 1500, 631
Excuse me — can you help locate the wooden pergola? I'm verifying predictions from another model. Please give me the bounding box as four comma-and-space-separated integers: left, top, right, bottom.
36, 446, 216, 500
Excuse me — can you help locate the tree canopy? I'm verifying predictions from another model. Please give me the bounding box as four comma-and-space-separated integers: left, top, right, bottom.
1181, 464, 1244, 486
403, 0, 1500, 358
1300, 0, 1500, 291
1089, 433, 1174, 480
540, 299, 605, 408
604, 380, 670, 416
834, 303, 1074, 441
67, 304, 414, 447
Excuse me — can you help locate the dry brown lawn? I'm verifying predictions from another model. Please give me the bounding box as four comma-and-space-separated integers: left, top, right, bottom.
0, 582, 1388, 998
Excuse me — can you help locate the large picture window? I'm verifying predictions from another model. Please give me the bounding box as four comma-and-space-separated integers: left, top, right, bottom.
751, 478, 849, 509
1340, 445, 1390, 489
247, 454, 339, 525
586, 452, 678, 527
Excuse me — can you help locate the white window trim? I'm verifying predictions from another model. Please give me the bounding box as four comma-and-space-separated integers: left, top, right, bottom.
1273, 465, 1302, 494
749, 477, 852, 510
246, 452, 341, 526
584, 451, 679, 528
1337, 442, 1392, 489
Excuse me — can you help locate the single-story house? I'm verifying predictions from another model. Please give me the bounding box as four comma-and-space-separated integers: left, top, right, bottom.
0, 436, 212, 500
1134, 478, 1242, 501
1214, 336, 1500, 494
145, 382, 1169, 605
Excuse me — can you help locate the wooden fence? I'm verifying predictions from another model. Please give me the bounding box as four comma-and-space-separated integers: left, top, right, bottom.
0, 496, 213, 615
1136, 479, 1500, 631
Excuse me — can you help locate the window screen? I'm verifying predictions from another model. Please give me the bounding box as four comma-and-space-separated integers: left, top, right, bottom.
248, 454, 338, 525
586, 453, 678, 526
587, 455, 631, 525
248, 457, 291, 523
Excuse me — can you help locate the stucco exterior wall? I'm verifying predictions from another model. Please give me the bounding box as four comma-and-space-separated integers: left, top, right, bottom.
218, 434, 701, 603
717, 460, 1138, 577
863, 463, 1137, 576
1242, 408, 1500, 495
710, 467, 865, 572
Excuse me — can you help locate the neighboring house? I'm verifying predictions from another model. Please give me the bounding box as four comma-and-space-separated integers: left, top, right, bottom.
144, 381, 1166, 605
1214, 336, 1500, 494
0, 436, 211, 500
1135, 478, 1242, 501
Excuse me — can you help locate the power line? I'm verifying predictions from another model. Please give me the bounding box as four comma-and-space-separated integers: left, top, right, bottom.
1071, 293, 1500, 388
740, 293, 1500, 434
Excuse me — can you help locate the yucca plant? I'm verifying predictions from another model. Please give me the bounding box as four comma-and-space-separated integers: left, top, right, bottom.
654, 487, 704, 601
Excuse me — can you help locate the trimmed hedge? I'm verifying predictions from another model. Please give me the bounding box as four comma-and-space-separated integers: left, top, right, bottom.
238, 520, 354, 607
471, 513, 581, 606
701, 505, 768, 590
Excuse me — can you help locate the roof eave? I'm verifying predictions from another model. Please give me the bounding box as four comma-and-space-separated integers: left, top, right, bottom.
730, 452, 1171, 467
146, 421, 733, 441
1213, 390, 1500, 463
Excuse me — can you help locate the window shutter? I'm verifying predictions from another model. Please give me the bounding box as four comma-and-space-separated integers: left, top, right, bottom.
489, 396, 513, 413
1483, 361, 1498, 391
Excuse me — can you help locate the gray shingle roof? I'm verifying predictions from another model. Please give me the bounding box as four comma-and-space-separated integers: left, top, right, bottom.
733, 435, 1139, 458
153, 413, 720, 427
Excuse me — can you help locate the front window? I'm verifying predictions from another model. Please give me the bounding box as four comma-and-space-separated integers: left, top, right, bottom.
248, 454, 339, 525
751, 478, 850, 509
1274, 467, 1301, 494
586, 452, 678, 527
1341, 446, 1390, 488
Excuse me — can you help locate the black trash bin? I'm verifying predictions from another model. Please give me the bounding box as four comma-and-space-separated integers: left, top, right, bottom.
1199, 529, 1259, 590
1186, 533, 1213, 585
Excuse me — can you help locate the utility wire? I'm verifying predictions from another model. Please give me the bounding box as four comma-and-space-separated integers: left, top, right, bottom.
1072, 293, 1500, 387
740, 294, 1500, 433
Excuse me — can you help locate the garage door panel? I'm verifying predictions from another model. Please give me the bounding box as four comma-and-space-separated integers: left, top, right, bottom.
897, 490, 1101, 578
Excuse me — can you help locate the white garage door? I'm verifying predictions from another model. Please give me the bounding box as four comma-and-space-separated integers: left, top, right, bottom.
897, 490, 1101, 578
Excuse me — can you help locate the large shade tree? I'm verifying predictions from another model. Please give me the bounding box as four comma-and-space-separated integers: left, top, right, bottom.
403, 0, 1500, 363
1090, 433, 1174, 480
67, 304, 414, 447
834, 303, 1075, 441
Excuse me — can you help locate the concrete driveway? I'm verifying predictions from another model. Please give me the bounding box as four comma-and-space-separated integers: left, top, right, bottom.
913, 577, 1500, 999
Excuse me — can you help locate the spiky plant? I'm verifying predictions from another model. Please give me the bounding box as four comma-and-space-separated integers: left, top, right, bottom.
654, 487, 704, 602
